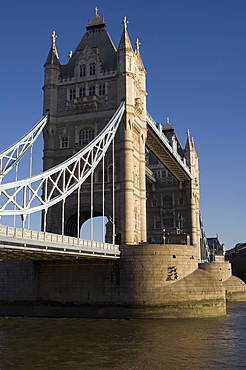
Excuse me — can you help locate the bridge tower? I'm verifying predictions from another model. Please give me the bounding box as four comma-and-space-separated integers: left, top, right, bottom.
43, 10, 147, 244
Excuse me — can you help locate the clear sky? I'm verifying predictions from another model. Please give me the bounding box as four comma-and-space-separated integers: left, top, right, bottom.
0, 0, 246, 249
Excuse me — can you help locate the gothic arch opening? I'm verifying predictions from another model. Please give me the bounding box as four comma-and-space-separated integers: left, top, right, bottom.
65, 211, 118, 243
81, 215, 107, 242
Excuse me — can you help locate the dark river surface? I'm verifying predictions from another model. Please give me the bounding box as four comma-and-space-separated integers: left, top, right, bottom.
0, 303, 246, 369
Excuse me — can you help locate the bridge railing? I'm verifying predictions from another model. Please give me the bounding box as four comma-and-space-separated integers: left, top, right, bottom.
0, 224, 120, 257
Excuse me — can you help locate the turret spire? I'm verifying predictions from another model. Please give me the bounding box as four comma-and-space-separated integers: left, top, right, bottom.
45, 31, 59, 65
118, 16, 133, 52
185, 129, 193, 151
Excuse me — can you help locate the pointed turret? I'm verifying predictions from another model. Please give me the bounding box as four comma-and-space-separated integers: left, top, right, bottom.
117, 17, 133, 53
184, 129, 198, 168
43, 31, 61, 171
43, 31, 60, 115
45, 31, 60, 66
185, 129, 193, 151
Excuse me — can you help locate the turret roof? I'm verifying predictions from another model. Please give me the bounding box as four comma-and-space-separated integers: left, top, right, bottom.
45, 31, 60, 66
185, 129, 195, 151
60, 9, 117, 76
117, 16, 133, 52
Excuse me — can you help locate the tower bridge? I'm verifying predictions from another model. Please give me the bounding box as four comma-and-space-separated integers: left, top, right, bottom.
0, 9, 201, 259
0, 10, 238, 319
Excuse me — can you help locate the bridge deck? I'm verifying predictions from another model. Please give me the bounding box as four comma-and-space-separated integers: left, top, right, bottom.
146, 112, 192, 181
0, 225, 120, 260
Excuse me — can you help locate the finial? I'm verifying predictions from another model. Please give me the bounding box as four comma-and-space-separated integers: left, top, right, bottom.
166, 117, 170, 124
51, 31, 57, 47
88, 8, 104, 27
187, 129, 191, 139
135, 38, 141, 53
122, 16, 129, 31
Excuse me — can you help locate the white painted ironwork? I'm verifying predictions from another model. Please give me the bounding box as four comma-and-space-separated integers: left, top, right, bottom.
0, 224, 120, 259
146, 111, 192, 179
0, 101, 125, 216
0, 113, 49, 181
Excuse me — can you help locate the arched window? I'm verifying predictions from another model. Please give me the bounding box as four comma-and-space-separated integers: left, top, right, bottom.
79, 127, 95, 145
79, 87, 86, 97
99, 84, 105, 95
80, 64, 86, 77
69, 89, 76, 100
163, 194, 173, 206
89, 86, 95, 96
89, 63, 96, 75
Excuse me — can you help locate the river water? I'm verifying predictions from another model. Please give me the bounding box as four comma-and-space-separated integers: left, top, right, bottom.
0, 303, 245, 369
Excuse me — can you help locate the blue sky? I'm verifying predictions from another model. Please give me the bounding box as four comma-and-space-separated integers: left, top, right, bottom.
0, 0, 246, 249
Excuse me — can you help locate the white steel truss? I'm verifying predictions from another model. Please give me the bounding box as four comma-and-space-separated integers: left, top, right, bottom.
0, 101, 125, 216
0, 113, 49, 181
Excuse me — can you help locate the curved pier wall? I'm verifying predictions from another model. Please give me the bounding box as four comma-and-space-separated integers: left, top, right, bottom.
0, 244, 226, 318
198, 262, 232, 282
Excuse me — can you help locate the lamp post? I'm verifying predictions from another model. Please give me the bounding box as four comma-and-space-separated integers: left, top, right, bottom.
163, 228, 166, 244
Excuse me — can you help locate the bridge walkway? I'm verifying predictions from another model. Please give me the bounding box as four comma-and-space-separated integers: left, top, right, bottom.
0, 225, 120, 261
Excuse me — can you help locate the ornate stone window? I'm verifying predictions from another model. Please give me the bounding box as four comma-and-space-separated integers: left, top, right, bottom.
163, 194, 173, 206
152, 199, 157, 207
99, 84, 105, 96
80, 64, 86, 77
164, 217, 174, 228
61, 136, 69, 148
89, 85, 95, 96
69, 89, 76, 100
79, 127, 95, 145
155, 219, 162, 229
89, 63, 96, 76
79, 87, 86, 97
59, 128, 69, 149
157, 170, 167, 178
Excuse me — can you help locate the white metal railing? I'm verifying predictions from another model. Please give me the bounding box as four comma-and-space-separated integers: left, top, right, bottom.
0, 224, 120, 257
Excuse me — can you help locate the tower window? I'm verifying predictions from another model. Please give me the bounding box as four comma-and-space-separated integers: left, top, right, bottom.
89, 63, 96, 76
60, 136, 69, 149
80, 64, 86, 77
79, 87, 86, 97
163, 195, 173, 206
155, 220, 162, 229
69, 89, 76, 100
164, 217, 174, 228
152, 199, 157, 207
79, 127, 95, 145
89, 86, 95, 96
99, 84, 105, 96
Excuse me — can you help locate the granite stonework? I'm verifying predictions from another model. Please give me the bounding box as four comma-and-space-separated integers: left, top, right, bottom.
0, 244, 236, 318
